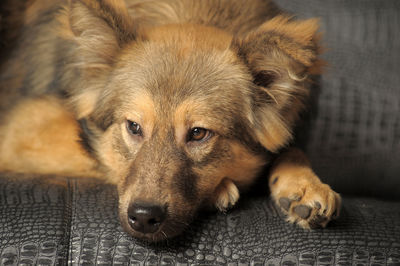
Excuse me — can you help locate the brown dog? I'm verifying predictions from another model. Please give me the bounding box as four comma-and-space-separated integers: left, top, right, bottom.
0, 0, 341, 241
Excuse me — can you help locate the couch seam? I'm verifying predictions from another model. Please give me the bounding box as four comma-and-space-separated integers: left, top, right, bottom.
65, 178, 76, 265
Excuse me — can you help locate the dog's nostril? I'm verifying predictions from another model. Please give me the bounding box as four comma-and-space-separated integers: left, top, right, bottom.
127, 202, 166, 234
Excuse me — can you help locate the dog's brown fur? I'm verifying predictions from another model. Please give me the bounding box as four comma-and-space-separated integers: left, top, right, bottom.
0, 0, 340, 241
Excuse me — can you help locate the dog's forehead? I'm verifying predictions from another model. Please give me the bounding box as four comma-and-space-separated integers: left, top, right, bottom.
130, 69, 253, 130
116, 24, 251, 97
113, 24, 254, 129
142, 24, 234, 52
119, 88, 250, 130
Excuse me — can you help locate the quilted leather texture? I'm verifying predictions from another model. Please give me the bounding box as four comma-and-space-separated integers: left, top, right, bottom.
1, 176, 400, 265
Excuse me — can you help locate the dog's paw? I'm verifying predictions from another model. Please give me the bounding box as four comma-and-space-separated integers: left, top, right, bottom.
213, 178, 240, 212
270, 171, 341, 229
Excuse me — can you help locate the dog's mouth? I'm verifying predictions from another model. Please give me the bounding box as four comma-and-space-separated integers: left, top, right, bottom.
123, 219, 188, 242
118, 202, 192, 242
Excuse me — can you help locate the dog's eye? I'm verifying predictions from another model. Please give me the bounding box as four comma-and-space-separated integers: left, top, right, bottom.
126, 120, 142, 136
187, 127, 212, 142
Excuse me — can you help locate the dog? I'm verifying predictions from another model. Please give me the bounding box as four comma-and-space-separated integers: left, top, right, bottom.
0, 0, 341, 242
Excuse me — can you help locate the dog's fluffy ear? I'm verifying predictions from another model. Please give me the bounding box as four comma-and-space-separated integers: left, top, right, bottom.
58, 0, 136, 129
60, 0, 135, 69
232, 15, 323, 152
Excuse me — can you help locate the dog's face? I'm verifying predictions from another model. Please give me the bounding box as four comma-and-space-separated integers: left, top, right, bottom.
90, 25, 269, 241
64, 1, 321, 241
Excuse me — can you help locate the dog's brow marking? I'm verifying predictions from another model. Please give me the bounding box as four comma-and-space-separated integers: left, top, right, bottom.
173, 99, 195, 143
123, 93, 156, 139
126, 111, 142, 121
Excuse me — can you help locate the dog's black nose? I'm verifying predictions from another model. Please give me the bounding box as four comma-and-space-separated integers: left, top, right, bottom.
127, 202, 166, 234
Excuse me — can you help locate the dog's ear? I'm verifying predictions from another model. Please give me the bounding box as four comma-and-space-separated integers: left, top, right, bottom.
232, 15, 323, 152
59, 0, 136, 130
59, 0, 136, 70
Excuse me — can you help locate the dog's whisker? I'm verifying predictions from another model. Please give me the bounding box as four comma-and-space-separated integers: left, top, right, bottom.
160, 230, 169, 245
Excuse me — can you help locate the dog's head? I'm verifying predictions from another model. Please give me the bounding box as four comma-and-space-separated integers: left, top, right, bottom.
62, 0, 321, 241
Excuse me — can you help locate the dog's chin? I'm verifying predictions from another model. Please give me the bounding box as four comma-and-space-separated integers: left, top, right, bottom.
119, 212, 189, 242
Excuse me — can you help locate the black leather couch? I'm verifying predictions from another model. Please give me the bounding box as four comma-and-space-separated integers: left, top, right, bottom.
1, 0, 400, 265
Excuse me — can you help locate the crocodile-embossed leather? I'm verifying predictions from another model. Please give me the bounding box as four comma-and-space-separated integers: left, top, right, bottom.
68, 179, 400, 265
2, 176, 399, 265
0, 175, 70, 265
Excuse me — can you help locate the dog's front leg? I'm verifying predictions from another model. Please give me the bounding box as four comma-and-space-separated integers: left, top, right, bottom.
269, 148, 341, 228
